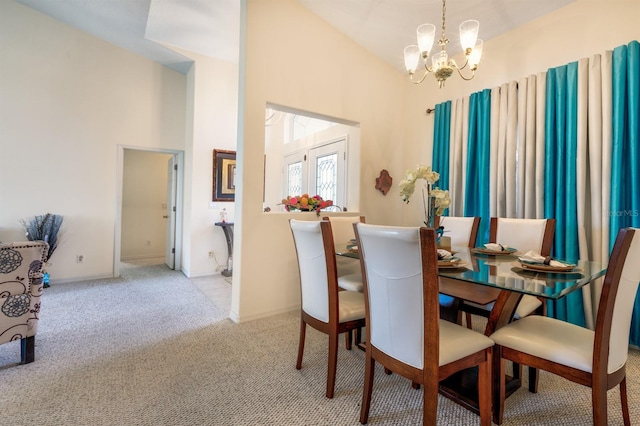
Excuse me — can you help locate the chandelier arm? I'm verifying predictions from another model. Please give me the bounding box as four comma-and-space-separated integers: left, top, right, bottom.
409, 63, 438, 84
410, 69, 432, 85
451, 56, 470, 71
455, 66, 477, 81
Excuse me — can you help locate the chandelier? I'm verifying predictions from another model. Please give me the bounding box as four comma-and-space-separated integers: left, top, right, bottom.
403, 0, 483, 88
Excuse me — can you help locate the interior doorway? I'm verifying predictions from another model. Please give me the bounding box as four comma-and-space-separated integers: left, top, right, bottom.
114, 146, 183, 277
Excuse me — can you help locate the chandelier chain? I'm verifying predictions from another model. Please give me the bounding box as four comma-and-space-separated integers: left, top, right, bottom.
439, 0, 448, 48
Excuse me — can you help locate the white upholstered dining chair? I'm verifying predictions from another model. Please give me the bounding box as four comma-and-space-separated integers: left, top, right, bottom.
435, 215, 481, 248
355, 223, 494, 425
490, 227, 640, 426
461, 217, 556, 324
323, 215, 366, 292
289, 219, 366, 398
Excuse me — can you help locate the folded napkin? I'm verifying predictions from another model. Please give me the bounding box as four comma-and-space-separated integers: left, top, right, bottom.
518, 250, 573, 267
437, 249, 459, 263
484, 243, 510, 252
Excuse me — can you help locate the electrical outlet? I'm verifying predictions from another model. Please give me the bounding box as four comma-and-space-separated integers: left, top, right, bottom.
208, 251, 215, 258
76, 255, 84, 263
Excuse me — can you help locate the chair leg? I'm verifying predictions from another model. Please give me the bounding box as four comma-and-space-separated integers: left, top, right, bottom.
423, 370, 438, 425
345, 330, 353, 350
493, 347, 505, 425
512, 361, 522, 380
359, 356, 375, 424
296, 319, 306, 370
528, 366, 539, 393
465, 312, 473, 329
21, 336, 35, 364
326, 332, 338, 399
477, 349, 492, 426
619, 377, 631, 426
592, 380, 608, 426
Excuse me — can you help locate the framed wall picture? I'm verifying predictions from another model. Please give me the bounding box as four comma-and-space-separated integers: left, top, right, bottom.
213, 149, 236, 201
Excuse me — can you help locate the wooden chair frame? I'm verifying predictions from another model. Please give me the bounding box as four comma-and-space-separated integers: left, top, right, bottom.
356, 226, 493, 425
461, 217, 556, 320
323, 215, 366, 349
492, 228, 636, 426
291, 220, 366, 399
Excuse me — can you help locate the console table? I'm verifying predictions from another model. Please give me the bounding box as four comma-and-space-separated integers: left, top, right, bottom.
214, 222, 234, 277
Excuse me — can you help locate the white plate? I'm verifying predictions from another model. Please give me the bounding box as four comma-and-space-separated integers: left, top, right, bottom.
438, 261, 468, 269
513, 261, 580, 273
471, 247, 518, 256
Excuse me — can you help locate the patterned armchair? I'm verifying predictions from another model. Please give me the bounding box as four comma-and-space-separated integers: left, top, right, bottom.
0, 241, 48, 364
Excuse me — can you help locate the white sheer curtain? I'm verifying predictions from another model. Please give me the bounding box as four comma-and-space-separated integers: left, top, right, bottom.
577, 51, 613, 328
517, 73, 547, 219
491, 83, 512, 218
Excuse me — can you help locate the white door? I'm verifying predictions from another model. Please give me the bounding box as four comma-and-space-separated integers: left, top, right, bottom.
283, 150, 307, 200
165, 156, 177, 269
308, 138, 347, 208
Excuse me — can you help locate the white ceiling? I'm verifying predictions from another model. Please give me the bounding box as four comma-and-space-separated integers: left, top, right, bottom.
16, 0, 575, 74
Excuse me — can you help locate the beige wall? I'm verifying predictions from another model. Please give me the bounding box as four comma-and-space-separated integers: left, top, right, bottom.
169, 47, 239, 278
233, 0, 411, 322
2, 0, 637, 318
0, 1, 239, 281
0, 1, 187, 281
232, 0, 640, 322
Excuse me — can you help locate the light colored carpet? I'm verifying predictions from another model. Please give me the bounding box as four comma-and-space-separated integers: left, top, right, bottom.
0, 264, 638, 425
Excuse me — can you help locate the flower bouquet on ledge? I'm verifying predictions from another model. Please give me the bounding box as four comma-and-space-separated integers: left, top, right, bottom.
281, 194, 333, 216
399, 165, 450, 230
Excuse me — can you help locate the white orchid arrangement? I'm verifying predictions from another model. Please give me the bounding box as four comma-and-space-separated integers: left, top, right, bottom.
399, 165, 451, 215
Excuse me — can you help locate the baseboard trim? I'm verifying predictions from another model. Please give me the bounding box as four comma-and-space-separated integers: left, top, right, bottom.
229, 304, 298, 324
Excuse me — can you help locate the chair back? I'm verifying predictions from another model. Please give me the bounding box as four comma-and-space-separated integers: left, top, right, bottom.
595, 228, 640, 374
322, 215, 365, 244
289, 220, 338, 324
355, 223, 439, 369
490, 217, 555, 256
0, 241, 48, 345
435, 216, 480, 247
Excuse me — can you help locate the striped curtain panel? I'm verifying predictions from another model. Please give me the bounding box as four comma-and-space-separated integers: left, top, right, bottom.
432, 101, 451, 192
544, 62, 584, 325
463, 89, 492, 243
610, 41, 640, 345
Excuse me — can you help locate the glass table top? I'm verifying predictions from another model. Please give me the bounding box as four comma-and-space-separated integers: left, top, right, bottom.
336, 244, 607, 300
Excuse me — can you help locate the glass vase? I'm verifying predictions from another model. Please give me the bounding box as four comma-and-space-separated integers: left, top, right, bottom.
422, 185, 436, 228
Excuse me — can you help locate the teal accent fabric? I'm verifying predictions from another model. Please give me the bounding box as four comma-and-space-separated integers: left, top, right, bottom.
544, 62, 585, 326
433, 101, 453, 309
611, 41, 640, 346
432, 101, 451, 191
464, 89, 492, 243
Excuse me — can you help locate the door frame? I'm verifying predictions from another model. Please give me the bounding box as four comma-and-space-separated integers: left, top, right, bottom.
114, 145, 184, 277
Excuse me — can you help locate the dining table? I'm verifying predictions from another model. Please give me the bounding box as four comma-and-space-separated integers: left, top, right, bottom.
336, 243, 608, 423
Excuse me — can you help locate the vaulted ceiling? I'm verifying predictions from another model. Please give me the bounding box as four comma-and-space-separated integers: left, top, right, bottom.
16, 0, 575, 74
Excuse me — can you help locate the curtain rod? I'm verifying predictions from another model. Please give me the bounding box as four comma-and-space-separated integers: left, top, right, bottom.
426, 108, 434, 115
